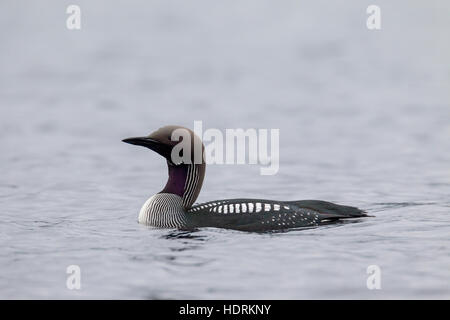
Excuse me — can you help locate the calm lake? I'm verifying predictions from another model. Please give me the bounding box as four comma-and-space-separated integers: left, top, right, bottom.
1, 1, 449, 299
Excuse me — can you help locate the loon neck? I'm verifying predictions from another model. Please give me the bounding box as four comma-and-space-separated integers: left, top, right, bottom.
161, 164, 188, 197
160, 162, 205, 209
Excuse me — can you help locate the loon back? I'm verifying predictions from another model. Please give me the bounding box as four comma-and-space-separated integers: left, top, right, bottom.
124, 125, 367, 232
138, 194, 366, 232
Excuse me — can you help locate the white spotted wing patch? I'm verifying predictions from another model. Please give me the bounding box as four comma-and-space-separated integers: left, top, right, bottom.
188, 200, 321, 229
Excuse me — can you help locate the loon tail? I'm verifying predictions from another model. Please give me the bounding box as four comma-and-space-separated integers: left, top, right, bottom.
289, 200, 368, 220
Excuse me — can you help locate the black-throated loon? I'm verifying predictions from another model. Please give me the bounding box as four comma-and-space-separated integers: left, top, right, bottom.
123, 125, 367, 232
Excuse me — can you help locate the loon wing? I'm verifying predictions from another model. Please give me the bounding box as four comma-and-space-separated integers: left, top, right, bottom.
186, 199, 366, 231
287, 200, 367, 219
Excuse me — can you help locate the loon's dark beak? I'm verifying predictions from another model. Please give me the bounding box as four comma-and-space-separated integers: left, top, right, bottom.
122, 136, 171, 158
122, 136, 157, 147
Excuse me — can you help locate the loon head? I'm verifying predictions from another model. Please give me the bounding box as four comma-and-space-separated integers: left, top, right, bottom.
122, 125, 205, 209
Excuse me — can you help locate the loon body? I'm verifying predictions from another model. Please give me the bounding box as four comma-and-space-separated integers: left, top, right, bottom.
123, 125, 367, 232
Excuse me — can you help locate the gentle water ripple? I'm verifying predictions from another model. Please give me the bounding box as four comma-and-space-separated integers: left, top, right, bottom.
1, 1, 449, 299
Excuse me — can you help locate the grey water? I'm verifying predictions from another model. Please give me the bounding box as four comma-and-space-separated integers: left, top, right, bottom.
1, 0, 449, 299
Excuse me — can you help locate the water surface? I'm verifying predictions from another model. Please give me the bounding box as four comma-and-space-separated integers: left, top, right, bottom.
0, 0, 449, 299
